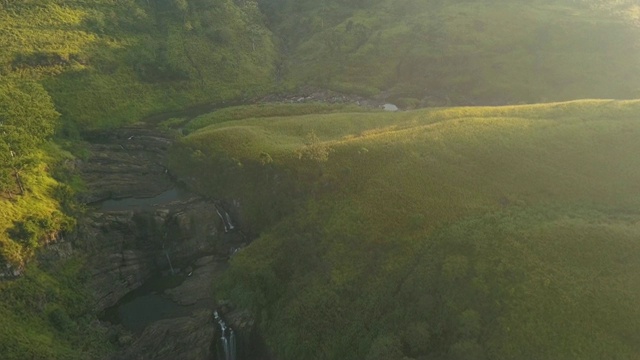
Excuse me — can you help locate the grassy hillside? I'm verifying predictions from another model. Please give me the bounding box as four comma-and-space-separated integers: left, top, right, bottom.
1, 0, 277, 130
171, 100, 640, 359
2, 0, 640, 358
267, 0, 640, 105
0, 259, 112, 359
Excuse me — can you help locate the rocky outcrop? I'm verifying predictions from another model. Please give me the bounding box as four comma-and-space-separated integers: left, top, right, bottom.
165, 255, 223, 306
75, 126, 227, 309
76, 125, 260, 359
113, 309, 215, 360
80, 127, 176, 203
78, 197, 224, 309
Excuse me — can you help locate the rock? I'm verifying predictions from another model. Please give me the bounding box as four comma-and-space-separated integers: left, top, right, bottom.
112, 309, 215, 360
165, 258, 224, 305
75, 126, 251, 359
38, 241, 74, 264
80, 198, 224, 309
75, 128, 226, 309
0, 263, 23, 279
80, 127, 176, 203
194, 255, 215, 267
382, 103, 399, 111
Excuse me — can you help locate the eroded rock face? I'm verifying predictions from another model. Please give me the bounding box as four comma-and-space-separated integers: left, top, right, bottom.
78, 198, 223, 309
165, 255, 223, 306
76, 126, 255, 359
80, 127, 175, 204
113, 309, 215, 360
75, 127, 224, 309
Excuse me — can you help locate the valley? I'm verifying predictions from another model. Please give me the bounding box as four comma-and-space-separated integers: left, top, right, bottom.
1, 0, 640, 359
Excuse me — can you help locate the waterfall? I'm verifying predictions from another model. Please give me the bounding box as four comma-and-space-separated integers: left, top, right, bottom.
229, 328, 236, 360
225, 212, 235, 231
215, 208, 230, 232
214, 311, 237, 360
215, 205, 236, 233
164, 250, 175, 275
221, 337, 229, 360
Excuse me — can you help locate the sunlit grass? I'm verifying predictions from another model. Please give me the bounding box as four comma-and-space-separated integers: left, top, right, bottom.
171, 99, 640, 359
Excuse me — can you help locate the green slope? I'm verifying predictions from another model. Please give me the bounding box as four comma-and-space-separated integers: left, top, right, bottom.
2, 0, 640, 358
0, 259, 112, 360
1, 0, 277, 129
171, 100, 640, 359
268, 0, 640, 105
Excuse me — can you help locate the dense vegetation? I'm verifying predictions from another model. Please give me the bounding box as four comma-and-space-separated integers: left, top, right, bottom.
0, 258, 112, 359
171, 100, 640, 359
266, 0, 640, 105
1, 0, 277, 130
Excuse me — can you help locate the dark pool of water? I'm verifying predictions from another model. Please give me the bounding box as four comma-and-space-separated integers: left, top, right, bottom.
100, 273, 196, 333
99, 187, 189, 212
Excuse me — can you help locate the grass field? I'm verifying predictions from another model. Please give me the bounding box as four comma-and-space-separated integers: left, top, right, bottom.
171, 99, 640, 359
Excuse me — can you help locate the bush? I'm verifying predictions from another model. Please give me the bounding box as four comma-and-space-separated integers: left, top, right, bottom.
296, 131, 333, 162
47, 306, 74, 332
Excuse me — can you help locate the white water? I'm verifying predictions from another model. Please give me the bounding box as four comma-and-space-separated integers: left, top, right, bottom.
164, 251, 175, 275
215, 206, 236, 233
215, 311, 237, 360
230, 329, 237, 360
225, 212, 236, 231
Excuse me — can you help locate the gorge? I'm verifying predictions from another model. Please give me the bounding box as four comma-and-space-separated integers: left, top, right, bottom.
77, 124, 262, 359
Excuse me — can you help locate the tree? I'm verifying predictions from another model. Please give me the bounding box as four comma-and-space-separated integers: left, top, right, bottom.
366, 335, 410, 360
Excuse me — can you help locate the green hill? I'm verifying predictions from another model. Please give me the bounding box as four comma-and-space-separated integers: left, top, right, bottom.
269, 0, 640, 105
1, 0, 640, 358
171, 100, 640, 359
1, 0, 277, 130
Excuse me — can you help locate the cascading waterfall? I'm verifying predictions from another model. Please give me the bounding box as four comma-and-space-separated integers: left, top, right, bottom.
164, 251, 175, 275
229, 329, 236, 360
162, 241, 175, 275
215, 205, 235, 233
214, 310, 237, 360
215, 208, 229, 232
221, 336, 229, 360
225, 212, 235, 231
